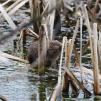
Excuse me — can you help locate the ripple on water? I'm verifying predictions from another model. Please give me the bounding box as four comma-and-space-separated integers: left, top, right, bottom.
0, 56, 57, 101
0, 58, 34, 101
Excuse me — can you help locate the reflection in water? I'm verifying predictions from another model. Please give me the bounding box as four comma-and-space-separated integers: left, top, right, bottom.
28, 70, 57, 101
0, 64, 32, 101
31, 83, 46, 101
0, 59, 101, 101
38, 83, 46, 101
0, 58, 57, 101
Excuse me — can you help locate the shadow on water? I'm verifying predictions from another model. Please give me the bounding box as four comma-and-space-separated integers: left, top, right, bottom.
28, 68, 58, 101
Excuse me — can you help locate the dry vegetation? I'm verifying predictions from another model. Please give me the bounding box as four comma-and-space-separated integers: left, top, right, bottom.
0, 0, 101, 100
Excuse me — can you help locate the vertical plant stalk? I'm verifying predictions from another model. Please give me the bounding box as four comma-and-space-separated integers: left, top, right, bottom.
74, 45, 80, 67
58, 36, 66, 84
98, 31, 101, 74
22, 29, 27, 59
62, 39, 79, 97
38, 26, 45, 75
80, 16, 83, 83
50, 37, 66, 101
68, 19, 79, 68
65, 37, 67, 67
48, 0, 56, 40
83, 5, 94, 66
92, 23, 100, 94
29, 0, 41, 33
84, 5, 100, 94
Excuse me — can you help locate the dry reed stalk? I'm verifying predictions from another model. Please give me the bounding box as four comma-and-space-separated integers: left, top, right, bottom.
20, 29, 27, 59
50, 84, 62, 101
39, 33, 48, 74
29, 0, 41, 33
6, 0, 22, 12
62, 72, 69, 95
74, 45, 80, 67
8, 0, 29, 15
65, 68, 92, 97
61, 18, 91, 96
94, 0, 100, 15
0, 4, 16, 29
83, 5, 94, 66
83, 5, 101, 95
58, 36, 66, 84
42, 24, 49, 40
27, 28, 39, 38
41, 2, 49, 16
62, 39, 79, 97
50, 36, 66, 101
67, 19, 79, 68
62, 37, 70, 95
48, 0, 56, 40
37, 28, 44, 74
0, 52, 28, 63
87, 6, 101, 32
2, 0, 13, 6
61, 20, 80, 97
98, 31, 101, 74
80, 16, 83, 83
49, 10, 55, 40
64, 37, 67, 67
92, 23, 100, 94
62, 72, 79, 98
66, 39, 72, 66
